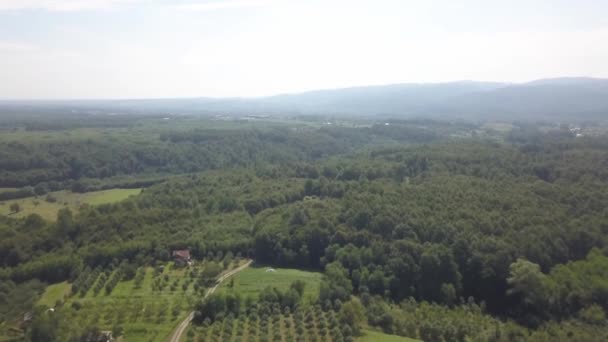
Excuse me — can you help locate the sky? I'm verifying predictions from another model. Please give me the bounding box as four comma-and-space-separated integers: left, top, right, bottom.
1, 0, 608, 99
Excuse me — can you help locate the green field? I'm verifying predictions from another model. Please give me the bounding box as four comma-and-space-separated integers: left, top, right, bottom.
358, 329, 420, 342
37, 281, 71, 307
0, 188, 141, 221
83, 188, 142, 205
0, 188, 18, 193
217, 266, 323, 302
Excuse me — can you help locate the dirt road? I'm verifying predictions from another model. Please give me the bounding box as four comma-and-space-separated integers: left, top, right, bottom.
168, 260, 252, 342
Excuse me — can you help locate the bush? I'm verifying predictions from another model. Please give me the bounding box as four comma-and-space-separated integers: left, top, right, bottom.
342, 325, 352, 337
579, 305, 606, 325
71, 301, 83, 310
112, 325, 123, 337
9, 203, 20, 213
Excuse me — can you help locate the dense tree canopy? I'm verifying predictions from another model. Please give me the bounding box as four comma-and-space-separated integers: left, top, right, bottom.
2, 117, 608, 340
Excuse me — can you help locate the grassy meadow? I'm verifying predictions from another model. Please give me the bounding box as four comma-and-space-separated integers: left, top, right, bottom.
0, 188, 141, 221
358, 329, 420, 342
37, 281, 71, 307
217, 266, 323, 303
0, 188, 18, 193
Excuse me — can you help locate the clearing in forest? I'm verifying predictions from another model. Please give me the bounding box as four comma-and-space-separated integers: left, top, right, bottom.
217, 266, 323, 303
358, 329, 421, 342
0, 188, 141, 220
37, 281, 71, 307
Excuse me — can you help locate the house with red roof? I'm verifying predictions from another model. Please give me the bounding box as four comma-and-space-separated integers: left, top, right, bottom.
172, 249, 191, 266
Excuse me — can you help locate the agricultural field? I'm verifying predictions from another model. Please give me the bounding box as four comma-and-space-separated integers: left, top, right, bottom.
35, 259, 247, 342
187, 305, 352, 342
37, 281, 71, 307
0, 188, 18, 193
357, 329, 420, 342
217, 266, 323, 303
49, 264, 195, 341
0, 188, 141, 220
186, 309, 420, 342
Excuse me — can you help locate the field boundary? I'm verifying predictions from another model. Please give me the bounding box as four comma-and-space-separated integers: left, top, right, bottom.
168, 259, 252, 342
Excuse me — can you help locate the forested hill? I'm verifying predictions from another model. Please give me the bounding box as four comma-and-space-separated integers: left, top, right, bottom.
0, 119, 467, 190
2, 77, 608, 120
3, 129, 608, 308
261, 78, 608, 119
2, 118, 608, 341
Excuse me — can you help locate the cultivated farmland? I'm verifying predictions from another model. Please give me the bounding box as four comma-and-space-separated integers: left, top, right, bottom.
35, 259, 248, 341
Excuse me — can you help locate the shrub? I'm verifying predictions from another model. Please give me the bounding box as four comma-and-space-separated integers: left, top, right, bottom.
579, 305, 606, 325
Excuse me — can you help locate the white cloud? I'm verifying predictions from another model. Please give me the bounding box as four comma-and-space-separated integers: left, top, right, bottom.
2, 0, 608, 98
172, 0, 276, 12
0, 0, 144, 12
0, 0, 275, 12
0, 41, 39, 52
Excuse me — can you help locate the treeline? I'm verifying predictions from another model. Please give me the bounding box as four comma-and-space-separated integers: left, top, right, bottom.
359, 295, 608, 341
0, 279, 45, 327
0, 119, 458, 188
0, 187, 39, 201
0, 127, 356, 187
0, 110, 159, 131
508, 248, 608, 325
69, 175, 164, 193
0, 177, 161, 201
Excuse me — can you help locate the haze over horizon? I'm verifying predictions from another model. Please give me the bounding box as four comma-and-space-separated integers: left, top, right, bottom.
2, 0, 608, 99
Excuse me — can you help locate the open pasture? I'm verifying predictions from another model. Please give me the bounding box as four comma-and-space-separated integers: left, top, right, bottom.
217, 266, 323, 303
0, 188, 141, 220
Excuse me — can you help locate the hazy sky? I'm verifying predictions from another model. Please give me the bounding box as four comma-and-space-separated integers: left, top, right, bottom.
1, 0, 608, 99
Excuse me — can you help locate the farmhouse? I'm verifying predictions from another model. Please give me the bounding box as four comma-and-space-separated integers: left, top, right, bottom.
172, 249, 192, 266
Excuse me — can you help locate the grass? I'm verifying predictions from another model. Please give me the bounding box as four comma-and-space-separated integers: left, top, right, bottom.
217, 265, 323, 302
37, 281, 71, 307
0, 188, 141, 221
358, 329, 421, 342
84, 188, 142, 205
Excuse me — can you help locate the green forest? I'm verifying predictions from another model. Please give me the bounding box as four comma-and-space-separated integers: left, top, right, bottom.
1, 115, 608, 341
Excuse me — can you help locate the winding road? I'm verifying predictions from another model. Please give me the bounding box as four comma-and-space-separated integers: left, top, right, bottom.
168, 260, 252, 342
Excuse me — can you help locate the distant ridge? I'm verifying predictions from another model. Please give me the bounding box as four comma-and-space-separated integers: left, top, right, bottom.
1, 78, 608, 121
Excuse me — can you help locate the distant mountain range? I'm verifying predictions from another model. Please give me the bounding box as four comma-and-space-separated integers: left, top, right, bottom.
2, 77, 608, 121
